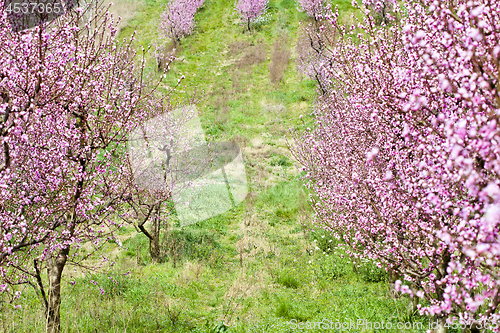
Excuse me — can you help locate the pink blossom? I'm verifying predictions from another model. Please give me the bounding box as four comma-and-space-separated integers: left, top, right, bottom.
235, 0, 268, 31
292, 0, 500, 325
297, 0, 327, 20
159, 0, 204, 43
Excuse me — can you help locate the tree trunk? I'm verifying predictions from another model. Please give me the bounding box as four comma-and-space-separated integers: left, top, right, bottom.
431, 317, 448, 333
149, 204, 161, 263
45, 247, 70, 333
470, 325, 482, 333
406, 296, 418, 318
247, 18, 250, 32
157, 54, 162, 71
150, 231, 160, 263
461, 323, 482, 333
387, 270, 396, 298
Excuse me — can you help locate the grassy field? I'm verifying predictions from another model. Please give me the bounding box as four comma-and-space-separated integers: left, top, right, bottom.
0, 0, 440, 332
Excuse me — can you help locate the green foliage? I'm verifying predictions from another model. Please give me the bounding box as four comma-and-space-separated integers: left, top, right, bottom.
315, 252, 350, 280
329, 0, 356, 12
165, 229, 224, 262
122, 233, 151, 265
310, 228, 340, 252
210, 321, 231, 333
259, 179, 306, 211
270, 154, 292, 167
275, 295, 313, 321
279, 0, 294, 9
354, 259, 388, 283
277, 269, 301, 288
88, 272, 134, 299
275, 207, 295, 220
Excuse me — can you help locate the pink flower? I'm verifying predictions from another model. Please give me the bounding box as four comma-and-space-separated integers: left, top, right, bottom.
235, 0, 268, 31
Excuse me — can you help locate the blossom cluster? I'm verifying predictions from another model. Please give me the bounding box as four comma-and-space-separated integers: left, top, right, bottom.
159, 0, 204, 43
297, 0, 327, 21
0, 4, 167, 329
293, 0, 500, 327
234, 0, 268, 31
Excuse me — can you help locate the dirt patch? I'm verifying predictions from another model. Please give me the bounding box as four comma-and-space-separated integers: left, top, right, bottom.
103, 0, 141, 33
152, 40, 178, 72
261, 101, 287, 114
176, 261, 205, 284
269, 34, 291, 84
236, 44, 266, 69
218, 267, 269, 325
242, 135, 299, 188
228, 41, 252, 57
228, 41, 268, 70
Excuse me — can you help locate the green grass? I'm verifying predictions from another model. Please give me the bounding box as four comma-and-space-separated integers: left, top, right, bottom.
119, 0, 323, 143
1, 179, 432, 333
0, 0, 441, 332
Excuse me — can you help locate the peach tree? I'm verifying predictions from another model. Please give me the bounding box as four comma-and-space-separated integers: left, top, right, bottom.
293, 0, 500, 331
